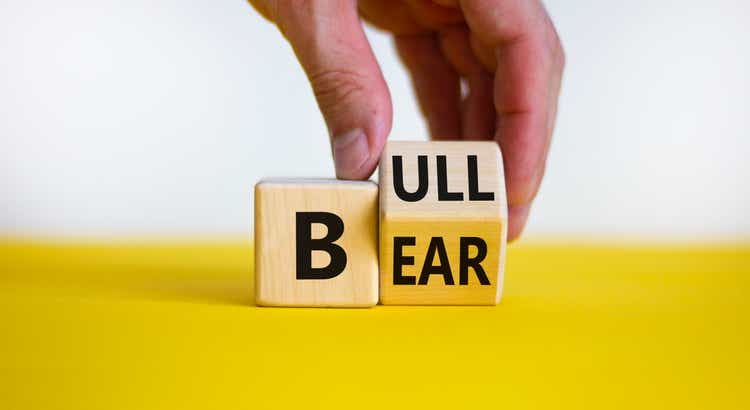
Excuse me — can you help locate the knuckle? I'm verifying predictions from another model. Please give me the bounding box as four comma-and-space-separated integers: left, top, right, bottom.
551, 35, 565, 70
543, 24, 566, 71
309, 68, 367, 112
273, 0, 315, 33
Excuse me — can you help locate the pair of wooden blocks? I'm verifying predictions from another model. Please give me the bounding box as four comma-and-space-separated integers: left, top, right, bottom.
254, 141, 508, 307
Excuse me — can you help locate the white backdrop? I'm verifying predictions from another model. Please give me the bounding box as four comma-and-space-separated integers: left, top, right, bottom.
2, 0, 749, 240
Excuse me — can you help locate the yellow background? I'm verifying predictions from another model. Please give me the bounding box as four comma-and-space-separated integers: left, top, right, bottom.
1, 239, 748, 409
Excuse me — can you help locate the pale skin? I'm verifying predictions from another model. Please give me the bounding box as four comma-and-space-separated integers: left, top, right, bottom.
248, 0, 565, 241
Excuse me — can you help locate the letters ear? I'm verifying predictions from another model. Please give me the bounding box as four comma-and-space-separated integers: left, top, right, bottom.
295, 212, 347, 280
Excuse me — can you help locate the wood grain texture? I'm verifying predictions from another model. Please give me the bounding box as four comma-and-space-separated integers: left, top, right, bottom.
378, 141, 508, 305
254, 179, 378, 307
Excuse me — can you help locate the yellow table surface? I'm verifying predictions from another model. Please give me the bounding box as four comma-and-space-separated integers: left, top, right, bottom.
1, 239, 748, 409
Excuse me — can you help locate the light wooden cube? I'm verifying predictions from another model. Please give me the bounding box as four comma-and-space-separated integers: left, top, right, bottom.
378, 141, 508, 305
254, 179, 379, 307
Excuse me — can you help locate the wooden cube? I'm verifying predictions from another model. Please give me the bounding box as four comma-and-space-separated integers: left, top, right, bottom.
378, 141, 508, 305
254, 179, 379, 307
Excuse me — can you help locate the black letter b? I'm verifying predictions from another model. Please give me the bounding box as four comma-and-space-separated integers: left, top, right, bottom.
295, 212, 347, 280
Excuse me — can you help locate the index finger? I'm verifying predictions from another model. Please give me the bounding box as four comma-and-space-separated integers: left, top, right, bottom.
460, 0, 565, 235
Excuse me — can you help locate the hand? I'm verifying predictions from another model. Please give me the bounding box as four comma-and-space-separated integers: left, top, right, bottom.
248, 0, 564, 241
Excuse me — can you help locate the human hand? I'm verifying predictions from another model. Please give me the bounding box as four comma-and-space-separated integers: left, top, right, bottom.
248, 0, 564, 241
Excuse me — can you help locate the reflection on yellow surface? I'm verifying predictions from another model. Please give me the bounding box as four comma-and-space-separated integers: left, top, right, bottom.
1, 239, 748, 409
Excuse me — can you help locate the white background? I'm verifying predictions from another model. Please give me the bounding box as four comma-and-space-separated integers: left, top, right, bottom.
1, 0, 749, 240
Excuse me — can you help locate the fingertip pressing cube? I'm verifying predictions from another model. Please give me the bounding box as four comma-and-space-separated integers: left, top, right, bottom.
254, 179, 379, 307
378, 141, 508, 305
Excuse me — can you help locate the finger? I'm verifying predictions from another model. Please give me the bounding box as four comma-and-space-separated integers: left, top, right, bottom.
358, 0, 424, 35
403, 0, 464, 30
462, 71, 495, 140
469, 33, 496, 71
247, 0, 274, 22
460, 0, 564, 223
432, 0, 459, 7
274, 0, 392, 180
508, 204, 530, 241
395, 34, 462, 140
439, 26, 495, 140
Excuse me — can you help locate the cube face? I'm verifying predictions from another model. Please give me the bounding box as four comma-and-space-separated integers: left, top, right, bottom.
380, 141, 506, 221
379, 141, 508, 305
254, 179, 378, 307
380, 219, 504, 305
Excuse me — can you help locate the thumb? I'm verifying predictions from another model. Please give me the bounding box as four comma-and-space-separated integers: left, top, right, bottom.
274, 0, 392, 180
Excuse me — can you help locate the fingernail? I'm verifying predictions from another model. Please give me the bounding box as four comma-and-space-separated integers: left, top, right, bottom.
332, 129, 369, 179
